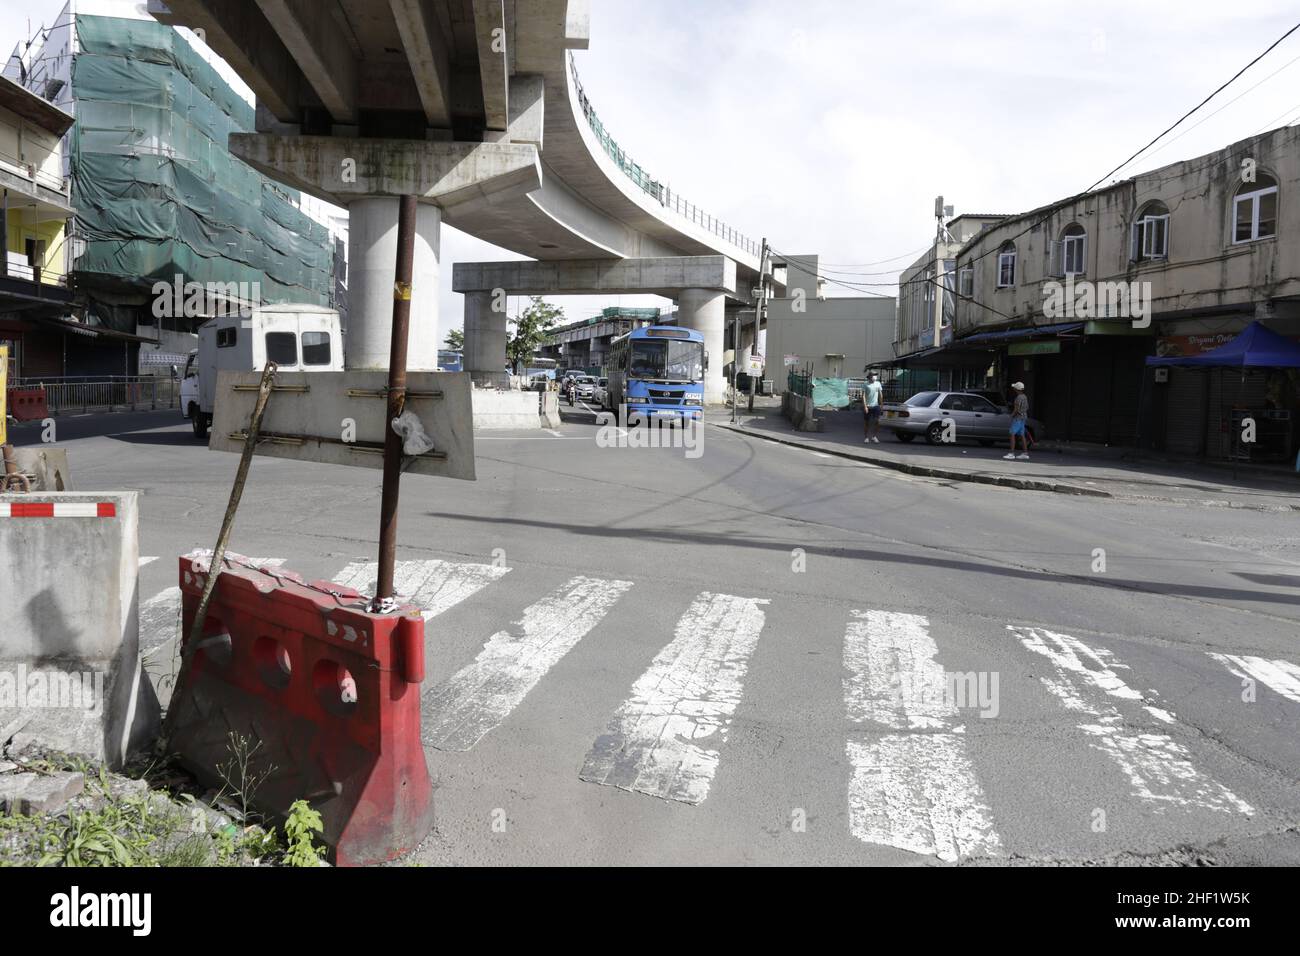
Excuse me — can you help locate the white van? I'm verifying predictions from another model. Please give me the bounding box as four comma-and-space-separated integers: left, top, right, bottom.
181, 304, 343, 438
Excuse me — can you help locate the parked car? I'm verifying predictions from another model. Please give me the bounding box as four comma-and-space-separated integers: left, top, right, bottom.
879, 391, 1045, 446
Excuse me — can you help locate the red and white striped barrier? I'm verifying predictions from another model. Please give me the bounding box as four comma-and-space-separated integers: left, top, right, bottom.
0, 501, 117, 518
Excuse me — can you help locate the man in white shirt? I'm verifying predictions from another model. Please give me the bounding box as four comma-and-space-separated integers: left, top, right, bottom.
863, 373, 883, 443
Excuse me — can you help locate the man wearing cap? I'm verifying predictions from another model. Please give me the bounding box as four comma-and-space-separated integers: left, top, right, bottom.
1004, 382, 1030, 460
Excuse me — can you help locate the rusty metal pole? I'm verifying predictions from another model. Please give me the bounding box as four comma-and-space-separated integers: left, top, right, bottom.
376, 194, 419, 604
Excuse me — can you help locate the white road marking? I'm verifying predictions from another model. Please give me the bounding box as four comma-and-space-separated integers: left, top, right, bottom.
810, 452, 831, 459
580, 592, 769, 804
843, 610, 1001, 862
1208, 653, 1300, 704
1012, 627, 1253, 815
423, 575, 633, 751
138, 555, 284, 651
139, 556, 159, 568
332, 558, 510, 621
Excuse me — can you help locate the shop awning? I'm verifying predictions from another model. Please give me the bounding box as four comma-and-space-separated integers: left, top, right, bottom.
1146, 321, 1300, 368
888, 344, 999, 370
958, 321, 1083, 344
32, 315, 159, 345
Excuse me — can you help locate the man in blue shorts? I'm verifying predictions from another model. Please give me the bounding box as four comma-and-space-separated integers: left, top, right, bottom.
1004, 381, 1030, 460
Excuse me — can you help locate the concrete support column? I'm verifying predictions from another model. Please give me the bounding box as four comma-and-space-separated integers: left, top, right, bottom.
677, 288, 727, 404
346, 198, 441, 370
463, 290, 511, 388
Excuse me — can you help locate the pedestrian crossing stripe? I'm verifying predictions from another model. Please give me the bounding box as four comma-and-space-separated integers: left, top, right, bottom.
580, 592, 768, 804
1208, 653, 1300, 704
1012, 627, 1253, 816
844, 610, 1001, 862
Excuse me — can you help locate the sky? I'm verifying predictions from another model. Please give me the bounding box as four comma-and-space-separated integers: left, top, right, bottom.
5, 0, 1300, 344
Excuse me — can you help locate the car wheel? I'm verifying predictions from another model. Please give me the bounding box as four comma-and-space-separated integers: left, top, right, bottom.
190, 405, 208, 439
925, 421, 945, 445
894, 431, 915, 443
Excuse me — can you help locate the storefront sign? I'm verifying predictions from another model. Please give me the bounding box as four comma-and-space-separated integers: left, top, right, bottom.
1009, 340, 1061, 356
1155, 333, 1237, 358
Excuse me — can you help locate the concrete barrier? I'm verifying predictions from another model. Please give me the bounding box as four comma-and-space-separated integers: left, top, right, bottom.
782, 392, 822, 432
472, 388, 544, 430
540, 391, 561, 429
0, 492, 160, 767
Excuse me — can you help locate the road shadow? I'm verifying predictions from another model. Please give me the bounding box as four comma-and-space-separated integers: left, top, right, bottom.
421, 509, 1300, 611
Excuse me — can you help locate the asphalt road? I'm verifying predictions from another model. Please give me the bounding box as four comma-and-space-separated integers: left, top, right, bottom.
12, 406, 1300, 865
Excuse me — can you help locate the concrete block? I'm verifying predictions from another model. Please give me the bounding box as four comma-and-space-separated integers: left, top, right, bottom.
540, 391, 561, 429
472, 388, 544, 430
0, 492, 160, 769
0, 770, 85, 814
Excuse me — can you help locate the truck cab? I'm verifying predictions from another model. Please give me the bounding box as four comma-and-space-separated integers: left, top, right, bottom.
183, 304, 343, 439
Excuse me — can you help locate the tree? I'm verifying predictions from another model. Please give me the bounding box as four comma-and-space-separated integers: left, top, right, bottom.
443, 327, 464, 351
507, 296, 563, 372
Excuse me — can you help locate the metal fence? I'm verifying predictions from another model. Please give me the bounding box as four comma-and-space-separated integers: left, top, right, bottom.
567, 52, 760, 259
787, 370, 813, 397
12, 376, 181, 415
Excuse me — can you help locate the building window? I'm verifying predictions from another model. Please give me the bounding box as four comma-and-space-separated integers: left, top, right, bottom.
996, 242, 1017, 287
1051, 223, 1087, 277
958, 266, 973, 297
1233, 174, 1277, 243
1132, 202, 1170, 260
216, 327, 237, 348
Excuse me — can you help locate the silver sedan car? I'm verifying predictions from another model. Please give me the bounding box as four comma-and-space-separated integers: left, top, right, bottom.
879, 391, 1045, 446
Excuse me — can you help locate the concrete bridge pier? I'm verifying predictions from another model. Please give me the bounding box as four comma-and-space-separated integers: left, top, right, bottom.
348, 199, 442, 370
464, 291, 511, 388
677, 288, 727, 405
227, 133, 541, 377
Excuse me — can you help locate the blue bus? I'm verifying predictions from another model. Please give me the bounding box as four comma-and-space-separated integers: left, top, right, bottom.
437, 349, 463, 372
605, 325, 706, 423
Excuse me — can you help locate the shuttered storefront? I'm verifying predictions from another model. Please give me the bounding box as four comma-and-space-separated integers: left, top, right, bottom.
1162, 367, 1206, 455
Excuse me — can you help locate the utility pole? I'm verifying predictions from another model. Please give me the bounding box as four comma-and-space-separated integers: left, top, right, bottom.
749, 237, 770, 414
729, 309, 739, 424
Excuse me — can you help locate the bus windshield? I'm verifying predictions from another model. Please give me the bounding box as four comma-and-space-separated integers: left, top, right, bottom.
630, 339, 703, 382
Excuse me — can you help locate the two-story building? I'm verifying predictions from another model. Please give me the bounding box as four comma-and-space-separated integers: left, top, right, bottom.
947, 124, 1300, 455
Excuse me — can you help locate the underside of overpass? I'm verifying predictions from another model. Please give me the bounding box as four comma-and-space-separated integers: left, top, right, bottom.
147, 0, 769, 395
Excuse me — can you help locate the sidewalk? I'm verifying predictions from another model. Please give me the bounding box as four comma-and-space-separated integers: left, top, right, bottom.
708, 401, 1300, 512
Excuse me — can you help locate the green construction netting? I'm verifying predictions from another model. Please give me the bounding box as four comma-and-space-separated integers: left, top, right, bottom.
811, 378, 850, 409
70, 15, 333, 319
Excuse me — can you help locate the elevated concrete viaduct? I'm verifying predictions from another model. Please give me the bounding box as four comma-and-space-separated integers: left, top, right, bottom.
148, 0, 770, 399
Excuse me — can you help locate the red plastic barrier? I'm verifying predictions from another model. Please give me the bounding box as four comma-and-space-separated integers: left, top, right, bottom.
6, 387, 49, 421
171, 554, 434, 866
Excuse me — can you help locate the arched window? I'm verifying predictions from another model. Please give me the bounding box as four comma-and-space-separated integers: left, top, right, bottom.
1233, 173, 1277, 243
1132, 201, 1170, 261
996, 241, 1017, 288
1056, 223, 1087, 277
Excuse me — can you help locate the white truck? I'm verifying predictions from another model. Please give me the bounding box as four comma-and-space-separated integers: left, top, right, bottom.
181, 303, 343, 439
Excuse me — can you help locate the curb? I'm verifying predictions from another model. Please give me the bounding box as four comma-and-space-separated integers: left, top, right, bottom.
711, 420, 1300, 511
710, 420, 1115, 498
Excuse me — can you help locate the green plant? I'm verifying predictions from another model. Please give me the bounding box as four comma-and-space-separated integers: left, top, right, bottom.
39, 799, 154, 867
282, 800, 325, 867
215, 730, 276, 824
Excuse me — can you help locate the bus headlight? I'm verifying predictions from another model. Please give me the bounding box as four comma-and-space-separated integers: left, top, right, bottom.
684, 397, 702, 406
626, 396, 648, 404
